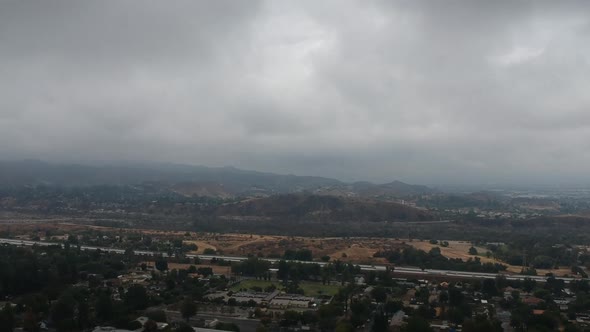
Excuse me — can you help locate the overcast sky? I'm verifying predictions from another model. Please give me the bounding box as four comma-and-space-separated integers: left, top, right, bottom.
1, 1, 590, 186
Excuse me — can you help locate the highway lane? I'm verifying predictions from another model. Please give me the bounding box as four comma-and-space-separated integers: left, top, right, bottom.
0, 238, 575, 283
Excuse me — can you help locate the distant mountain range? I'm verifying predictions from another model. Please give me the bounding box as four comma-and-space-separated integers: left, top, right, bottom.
0, 160, 434, 198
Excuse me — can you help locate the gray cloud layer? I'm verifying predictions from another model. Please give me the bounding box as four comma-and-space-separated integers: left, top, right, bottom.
1, 1, 590, 185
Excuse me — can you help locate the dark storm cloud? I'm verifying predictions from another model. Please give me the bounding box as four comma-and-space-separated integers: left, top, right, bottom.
1, 1, 590, 185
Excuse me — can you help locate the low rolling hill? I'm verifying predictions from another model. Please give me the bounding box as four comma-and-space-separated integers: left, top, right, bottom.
0, 160, 434, 199
213, 194, 437, 223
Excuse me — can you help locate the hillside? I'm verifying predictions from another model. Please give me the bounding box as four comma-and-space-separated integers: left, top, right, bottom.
353, 180, 434, 196
0, 160, 342, 195
213, 194, 436, 223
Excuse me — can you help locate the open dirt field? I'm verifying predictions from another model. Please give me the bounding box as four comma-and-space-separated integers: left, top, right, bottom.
410, 240, 495, 264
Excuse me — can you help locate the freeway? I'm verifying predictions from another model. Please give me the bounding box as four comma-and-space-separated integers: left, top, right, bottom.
0, 238, 575, 283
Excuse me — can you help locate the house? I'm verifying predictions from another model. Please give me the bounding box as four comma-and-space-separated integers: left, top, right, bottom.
227, 290, 313, 308
389, 310, 405, 331
429, 321, 452, 331
503, 287, 517, 300
263, 290, 281, 304
39, 321, 49, 331
92, 327, 135, 332
522, 296, 544, 306
118, 272, 151, 285
0, 302, 17, 309
355, 276, 366, 285
135, 316, 168, 330
555, 297, 574, 311
269, 294, 313, 309
193, 328, 234, 332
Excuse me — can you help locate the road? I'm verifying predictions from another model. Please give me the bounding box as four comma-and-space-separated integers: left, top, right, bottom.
0, 238, 575, 283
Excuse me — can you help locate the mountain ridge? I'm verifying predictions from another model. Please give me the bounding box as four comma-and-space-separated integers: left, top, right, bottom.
0, 160, 433, 197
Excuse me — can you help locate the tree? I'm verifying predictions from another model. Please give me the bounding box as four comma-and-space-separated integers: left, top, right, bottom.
372, 310, 388, 332
510, 303, 532, 330
523, 278, 536, 293
176, 323, 195, 332
564, 323, 582, 332
546, 276, 565, 295
404, 316, 434, 332
0, 303, 15, 332
155, 258, 168, 272
318, 304, 340, 331
128, 321, 143, 330
463, 317, 502, 332
495, 275, 508, 290
282, 310, 302, 326
468, 247, 478, 255
215, 322, 240, 331
447, 307, 465, 325
145, 309, 167, 322
144, 319, 158, 332
203, 248, 217, 255
385, 300, 402, 315
77, 300, 90, 329
439, 291, 449, 305
180, 299, 197, 322
23, 309, 39, 332
449, 287, 464, 307
67, 235, 78, 245
50, 295, 76, 332
351, 301, 371, 327
371, 286, 387, 303
197, 267, 214, 277
125, 284, 149, 310
335, 322, 354, 332
481, 279, 498, 296
95, 292, 113, 322
532, 255, 553, 269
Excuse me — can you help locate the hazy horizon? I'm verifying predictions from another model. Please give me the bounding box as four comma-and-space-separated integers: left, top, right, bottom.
4, 158, 590, 191
2, 1, 590, 186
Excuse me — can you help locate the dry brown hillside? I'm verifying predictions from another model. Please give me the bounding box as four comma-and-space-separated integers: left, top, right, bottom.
213, 194, 436, 223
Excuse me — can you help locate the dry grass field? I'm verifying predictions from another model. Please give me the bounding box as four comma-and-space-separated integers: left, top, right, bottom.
411, 240, 495, 263
182, 233, 405, 264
